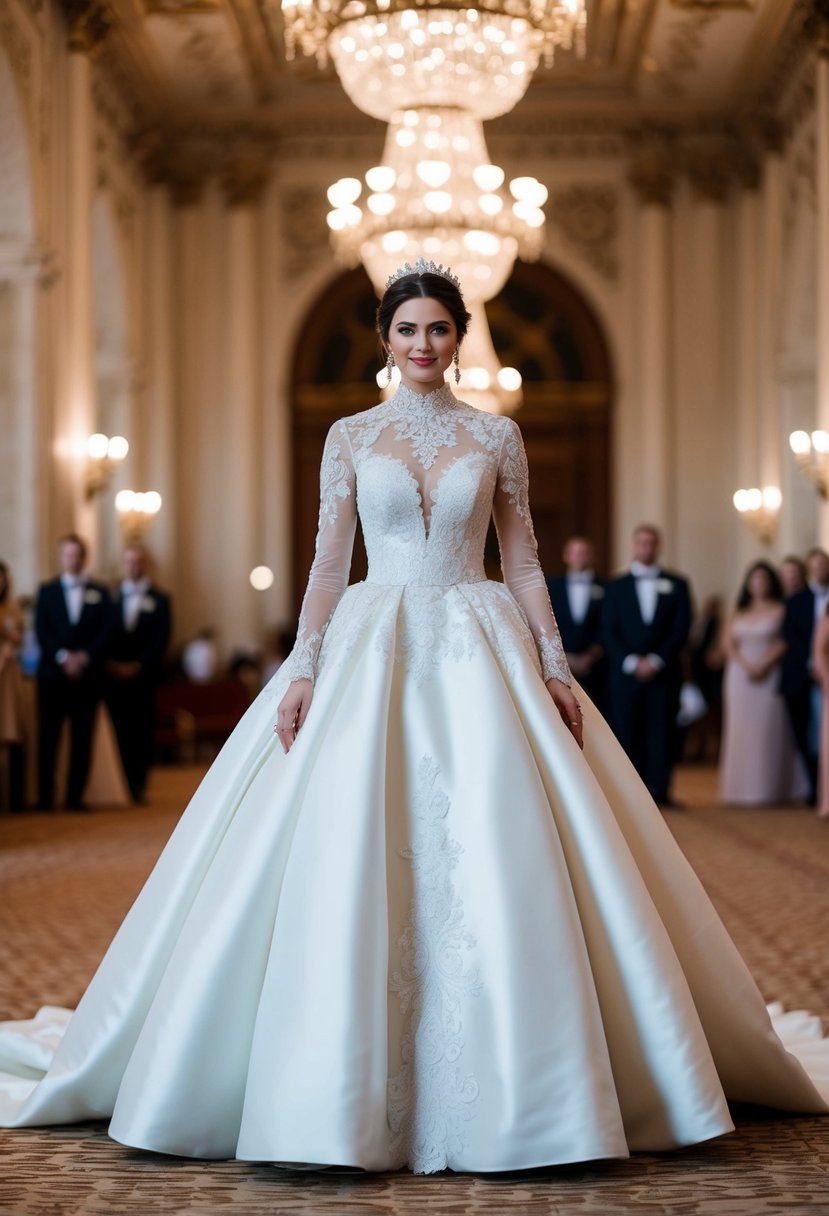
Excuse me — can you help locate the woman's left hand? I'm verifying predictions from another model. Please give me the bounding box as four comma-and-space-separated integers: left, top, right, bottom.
546, 678, 584, 749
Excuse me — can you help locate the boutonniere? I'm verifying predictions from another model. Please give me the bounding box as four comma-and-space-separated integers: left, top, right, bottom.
84, 589, 102, 605
656, 579, 674, 595
141, 596, 157, 613
590, 585, 605, 600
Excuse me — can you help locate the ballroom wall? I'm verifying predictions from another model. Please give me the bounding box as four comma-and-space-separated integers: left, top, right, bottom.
1, 0, 828, 655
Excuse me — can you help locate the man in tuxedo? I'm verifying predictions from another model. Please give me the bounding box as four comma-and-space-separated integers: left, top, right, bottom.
603, 524, 692, 807
781, 546, 829, 801
546, 536, 606, 709
105, 545, 172, 804
35, 534, 112, 810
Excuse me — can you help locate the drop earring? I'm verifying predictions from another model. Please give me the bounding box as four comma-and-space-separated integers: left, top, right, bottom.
385, 350, 395, 386
453, 347, 461, 385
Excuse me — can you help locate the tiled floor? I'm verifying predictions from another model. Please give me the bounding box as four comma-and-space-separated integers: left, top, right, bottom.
0, 765, 827, 1216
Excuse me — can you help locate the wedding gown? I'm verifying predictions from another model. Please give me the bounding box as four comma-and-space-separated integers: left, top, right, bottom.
1, 384, 827, 1174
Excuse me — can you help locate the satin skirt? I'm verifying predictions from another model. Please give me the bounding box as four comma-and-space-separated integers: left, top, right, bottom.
0, 581, 826, 1174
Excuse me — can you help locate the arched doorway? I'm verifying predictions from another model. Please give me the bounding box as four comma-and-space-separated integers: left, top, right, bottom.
290, 261, 613, 614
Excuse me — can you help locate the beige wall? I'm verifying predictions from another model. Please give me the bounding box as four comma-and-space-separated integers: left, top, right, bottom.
1, 0, 826, 653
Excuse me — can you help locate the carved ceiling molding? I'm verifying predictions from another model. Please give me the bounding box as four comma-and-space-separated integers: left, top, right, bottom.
277, 185, 329, 280
548, 185, 619, 282
61, 0, 113, 56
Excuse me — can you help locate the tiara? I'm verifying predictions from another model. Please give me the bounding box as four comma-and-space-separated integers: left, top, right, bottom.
385, 257, 462, 291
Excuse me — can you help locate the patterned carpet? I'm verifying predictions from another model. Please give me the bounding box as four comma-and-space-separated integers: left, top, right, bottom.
0, 765, 827, 1216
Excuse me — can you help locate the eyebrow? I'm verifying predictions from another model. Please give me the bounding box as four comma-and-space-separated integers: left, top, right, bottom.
393, 317, 452, 326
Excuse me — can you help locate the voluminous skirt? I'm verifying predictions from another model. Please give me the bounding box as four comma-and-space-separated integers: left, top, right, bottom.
0, 580, 827, 1174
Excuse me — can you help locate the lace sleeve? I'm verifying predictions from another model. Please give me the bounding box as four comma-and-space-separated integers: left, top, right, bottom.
282, 420, 357, 684
492, 418, 571, 686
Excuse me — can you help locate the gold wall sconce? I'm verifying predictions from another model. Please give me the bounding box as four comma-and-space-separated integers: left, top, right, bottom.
85, 433, 129, 500
789, 430, 829, 499
115, 490, 162, 544
732, 485, 782, 545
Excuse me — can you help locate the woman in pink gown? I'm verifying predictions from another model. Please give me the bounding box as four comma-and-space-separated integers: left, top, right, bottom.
719, 561, 809, 806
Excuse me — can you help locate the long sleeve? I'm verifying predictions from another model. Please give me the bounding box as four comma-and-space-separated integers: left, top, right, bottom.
284, 420, 357, 684
492, 418, 571, 687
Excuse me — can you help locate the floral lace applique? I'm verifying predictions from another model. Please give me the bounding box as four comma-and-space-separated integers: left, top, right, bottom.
388, 756, 482, 1174
537, 627, 571, 686
319, 423, 353, 526
498, 417, 536, 537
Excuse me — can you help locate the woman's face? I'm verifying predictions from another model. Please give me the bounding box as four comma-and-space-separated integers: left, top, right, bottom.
748, 566, 772, 601
386, 296, 458, 394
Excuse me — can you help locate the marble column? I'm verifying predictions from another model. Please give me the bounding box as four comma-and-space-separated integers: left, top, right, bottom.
220, 163, 269, 652
733, 162, 763, 568
755, 123, 786, 530
61, 3, 110, 551
815, 17, 829, 543
629, 146, 674, 546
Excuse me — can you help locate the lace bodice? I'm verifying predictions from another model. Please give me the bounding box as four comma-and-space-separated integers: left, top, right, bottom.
287, 383, 570, 686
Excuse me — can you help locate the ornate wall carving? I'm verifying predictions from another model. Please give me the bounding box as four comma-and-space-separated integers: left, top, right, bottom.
548, 185, 619, 282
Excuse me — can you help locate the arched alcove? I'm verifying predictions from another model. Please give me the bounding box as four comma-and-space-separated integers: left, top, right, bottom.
0, 46, 38, 592
290, 260, 613, 611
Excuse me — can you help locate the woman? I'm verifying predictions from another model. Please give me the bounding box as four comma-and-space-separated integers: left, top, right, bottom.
811, 604, 829, 819
0, 262, 826, 1172
719, 561, 809, 806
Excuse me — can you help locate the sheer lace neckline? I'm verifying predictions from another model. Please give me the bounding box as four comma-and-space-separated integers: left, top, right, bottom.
387, 383, 459, 416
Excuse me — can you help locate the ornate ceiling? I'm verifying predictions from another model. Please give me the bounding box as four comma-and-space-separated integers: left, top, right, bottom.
69, 0, 818, 188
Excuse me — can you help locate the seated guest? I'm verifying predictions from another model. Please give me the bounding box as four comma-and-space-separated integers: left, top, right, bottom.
546, 536, 606, 708
719, 561, 808, 806
105, 546, 172, 804
182, 628, 219, 684
35, 535, 111, 810
0, 561, 25, 808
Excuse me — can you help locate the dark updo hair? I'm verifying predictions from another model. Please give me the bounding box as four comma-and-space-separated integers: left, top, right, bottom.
736, 560, 783, 610
376, 272, 472, 347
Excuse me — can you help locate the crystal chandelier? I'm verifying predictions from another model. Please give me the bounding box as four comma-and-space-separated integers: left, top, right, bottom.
326, 108, 547, 303
280, 0, 587, 409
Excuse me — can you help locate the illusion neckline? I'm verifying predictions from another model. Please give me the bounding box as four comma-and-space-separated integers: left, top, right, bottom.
388, 382, 459, 414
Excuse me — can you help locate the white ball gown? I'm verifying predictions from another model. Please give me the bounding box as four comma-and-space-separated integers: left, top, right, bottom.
1, 384, 827, 1174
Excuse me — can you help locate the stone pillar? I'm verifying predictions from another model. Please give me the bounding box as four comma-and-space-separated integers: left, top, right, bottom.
61, 2, 111, 552
733, 155, 763, 568
629, 144, 674, 545
815, 13, 829, 543
220, 161, 270, 651
755, 121, 786, 529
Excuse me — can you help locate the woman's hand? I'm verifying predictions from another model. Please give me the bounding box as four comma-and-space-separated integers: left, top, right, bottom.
275, 679, 313, 753
546, 677, 584, 749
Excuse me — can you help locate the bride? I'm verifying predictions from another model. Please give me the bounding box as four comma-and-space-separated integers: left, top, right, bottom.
0, 259, 826, 1174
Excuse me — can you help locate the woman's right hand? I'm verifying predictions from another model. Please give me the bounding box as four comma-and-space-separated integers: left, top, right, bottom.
275, 679, 313, 753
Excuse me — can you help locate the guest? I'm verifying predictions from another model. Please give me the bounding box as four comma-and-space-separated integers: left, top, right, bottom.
780, 554, 807, 598
719, 561, 808, 806
182, 628, 219, 683
603, 524, 692, 807
35, 535, 111, 810
781, 546, 829, 802
546, 536, 606, 708
105, 546, 172, 804
810, 604, 829, 819
0, 561, 25, 808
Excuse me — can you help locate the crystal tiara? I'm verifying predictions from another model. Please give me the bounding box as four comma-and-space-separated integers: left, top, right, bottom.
385, 257, 462, 291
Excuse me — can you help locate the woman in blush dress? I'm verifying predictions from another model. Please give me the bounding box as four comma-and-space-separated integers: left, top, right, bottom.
720, 561, 809, 806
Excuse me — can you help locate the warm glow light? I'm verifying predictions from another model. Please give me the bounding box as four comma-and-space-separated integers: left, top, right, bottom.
477, 193, 503, 216
115, 490, 135, 512
473, 164, 505, 191
424, 190, 452, 213
365, 165, 396, 191
250, 566, 274, 591
143, 491, 162, 515
107, 436, 129, 461
468, 367, 491, 389
367, 193, 396, 216
416, 160, 452, 187
789, 430, 811, 455
463, 230, 501, 256
497, 366, 522, 391
327, 177, 362, 207
812, 430, 829, 454
86, 433, 109, 460
762, 485, 782, 511
381, 230, 408, 252
509, 176, 548, 205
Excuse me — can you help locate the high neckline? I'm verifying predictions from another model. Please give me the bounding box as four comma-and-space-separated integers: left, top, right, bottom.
388, 382, 458, 414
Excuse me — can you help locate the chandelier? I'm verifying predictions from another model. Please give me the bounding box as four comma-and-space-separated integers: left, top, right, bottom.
280, 0, 587, 409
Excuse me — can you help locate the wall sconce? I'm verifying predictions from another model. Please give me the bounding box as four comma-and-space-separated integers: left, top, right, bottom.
789, 430, 829, 499
115, 490, 162, 543
732, 485, 782, 544
85, 433, 129, 500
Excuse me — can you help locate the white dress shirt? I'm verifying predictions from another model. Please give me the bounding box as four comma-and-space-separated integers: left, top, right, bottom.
122, 578, 150, 632
565, 571, 594, 625
623, 562, 665, 674
61, 574, 86, 626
